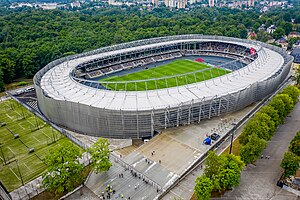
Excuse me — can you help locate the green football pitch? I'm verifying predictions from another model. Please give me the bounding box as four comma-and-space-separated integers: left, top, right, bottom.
0, 99, 82, 192
102, 59, 230, 91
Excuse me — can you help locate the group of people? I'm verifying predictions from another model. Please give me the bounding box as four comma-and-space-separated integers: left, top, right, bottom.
261, 155, 271, 159
99, 184, 116, 200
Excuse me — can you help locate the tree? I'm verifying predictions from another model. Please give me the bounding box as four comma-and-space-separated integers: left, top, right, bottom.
272, 27, 285, 40
204, 151, 225, 179
252, 22, 260, 32
0, 68, 4, 92
225, 154, 245, 172
281, 152, 300, 177
89, 138, 112, 173
259, 105, 281, 126
276, 94, 294, 115
269, 96, 286, 121
256, 30, 269, 42
194, 175, 213, 200
240, 134, 267, 164
239, 115, 273, 145
218, 168, 240, 190
289, 132, 300, 156
218, 154, 244, 190
281, 22, 293, 35
201, 152, 244, 192
281, 85, 300, 105
43, 144, 83, 195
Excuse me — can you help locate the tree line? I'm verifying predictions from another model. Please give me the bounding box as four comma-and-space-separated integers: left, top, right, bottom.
194, 85, 300, 200
239, 85, 300, 165
1, 5, 300, 92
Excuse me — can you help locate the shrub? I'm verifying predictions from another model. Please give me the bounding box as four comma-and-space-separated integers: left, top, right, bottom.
17, 81, 28, 86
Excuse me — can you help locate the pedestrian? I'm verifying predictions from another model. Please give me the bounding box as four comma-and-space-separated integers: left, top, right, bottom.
261, 155, 263, 159
159, 160, 161, 164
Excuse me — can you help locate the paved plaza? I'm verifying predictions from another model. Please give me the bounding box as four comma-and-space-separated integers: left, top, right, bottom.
85, 104, 255, 200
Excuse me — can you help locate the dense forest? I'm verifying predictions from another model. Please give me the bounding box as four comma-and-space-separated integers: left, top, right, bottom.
0, 6, 300, 91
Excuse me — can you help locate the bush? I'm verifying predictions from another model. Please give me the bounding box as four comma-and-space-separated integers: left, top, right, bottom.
17, 81, 28, 86
281, 151, 300, 177
281, 85, 300, 105
239, 113, 275, 145
196, 151, 244, 195
258, 105, 280, 126
240, 134, 267, 164
289, 132, 300, 156
194, 175, 213, 200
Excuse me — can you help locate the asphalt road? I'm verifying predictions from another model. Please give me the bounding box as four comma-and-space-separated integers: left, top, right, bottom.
216, 101, 300, 200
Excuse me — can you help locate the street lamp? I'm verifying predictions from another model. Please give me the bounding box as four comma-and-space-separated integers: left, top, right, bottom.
229, 122, 237, 154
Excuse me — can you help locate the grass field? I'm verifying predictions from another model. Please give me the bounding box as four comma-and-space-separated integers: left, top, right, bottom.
0, 99, 82, 192
102, 60, 230, 91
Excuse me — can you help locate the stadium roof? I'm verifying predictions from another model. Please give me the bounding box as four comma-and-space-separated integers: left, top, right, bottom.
40, 38, 284, 111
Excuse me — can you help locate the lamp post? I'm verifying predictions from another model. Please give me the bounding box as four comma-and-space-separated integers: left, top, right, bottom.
229, 122, 237, 154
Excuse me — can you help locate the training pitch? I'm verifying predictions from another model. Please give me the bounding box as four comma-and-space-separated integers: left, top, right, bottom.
102, 60, 229, 91
0, 99, 82, 192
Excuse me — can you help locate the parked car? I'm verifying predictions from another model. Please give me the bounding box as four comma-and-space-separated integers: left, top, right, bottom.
210, 133, 220, 141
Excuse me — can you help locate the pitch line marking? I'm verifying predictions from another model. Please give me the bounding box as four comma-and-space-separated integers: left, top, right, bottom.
41, 130, 51, 140
9, 167, 21, 180
7, 146, 16, 155
13, 110, 22, 118
33, 136, 41, 143
19, 124, 25, 130
6, 114, 13, 120
26, 119, 35, 127
24, 163, 32, 172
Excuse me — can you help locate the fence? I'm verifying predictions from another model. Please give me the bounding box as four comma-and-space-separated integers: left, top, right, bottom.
6, 93, 89, 150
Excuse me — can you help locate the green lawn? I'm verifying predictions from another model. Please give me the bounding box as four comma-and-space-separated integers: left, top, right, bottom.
101, 59, 230, 91
0, 100, 82, 192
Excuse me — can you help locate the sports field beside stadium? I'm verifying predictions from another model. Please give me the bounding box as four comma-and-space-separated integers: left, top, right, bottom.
0, 99, 82, 192
102, 59, 230, 91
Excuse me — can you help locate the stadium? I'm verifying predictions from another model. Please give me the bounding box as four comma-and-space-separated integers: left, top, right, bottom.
33, 35, 293, 139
